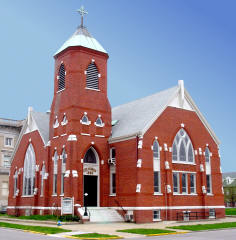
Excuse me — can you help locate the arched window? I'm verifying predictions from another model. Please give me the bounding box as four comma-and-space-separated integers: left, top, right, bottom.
23, 144, 36, 196
40, 164, 45, 196
53, 151, 58, 195
95, 116, 104, 127
205, 147, 210, 163
86, 63, 99, 90
61, 148, 67, 195
53, 117, 59, 128
153, 140, 161, 193
172, 129, 195, 163
61, 114, 68, 125
84, 148, 97, 164
80, 113, 91, 125
205, 147, 212, 193
58, 64, 65, 91
13, 170, 18, 196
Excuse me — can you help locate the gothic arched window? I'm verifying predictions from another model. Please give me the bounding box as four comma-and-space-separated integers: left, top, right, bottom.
153, 139, 161, 193
40, 164, 45, 196
84, 148, 97, 164
61, 148, 67, 195
80, 113, 91, 125
23, 144, 36, 196
95, 116, 104, 127
172, 129, 195, 163
205, 147, 210, 163
53, 151, 58, 195
86, 63, 99, 90
58, 64, 65, 91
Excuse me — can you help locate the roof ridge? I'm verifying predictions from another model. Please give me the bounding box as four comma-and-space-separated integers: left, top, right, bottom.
112, 85, 178, 111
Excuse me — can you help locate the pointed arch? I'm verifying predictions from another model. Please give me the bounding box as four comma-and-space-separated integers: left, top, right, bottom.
58, 64, 65, 91
153, 139, 161, 193
205, 147, 210, 163
53, 150, 58, 195
23, 143, 36, 196
84, 147, 98, 164
86, 62, 99, 90
172, 129, 195, 163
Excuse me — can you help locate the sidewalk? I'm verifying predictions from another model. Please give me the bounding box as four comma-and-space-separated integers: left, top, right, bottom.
0, 216, 236, 238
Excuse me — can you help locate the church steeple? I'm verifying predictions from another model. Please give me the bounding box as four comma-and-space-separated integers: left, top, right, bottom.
54, 6, 107, 56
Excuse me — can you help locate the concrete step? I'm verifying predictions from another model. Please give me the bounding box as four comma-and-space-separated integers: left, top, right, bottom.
87, 207, 124, 222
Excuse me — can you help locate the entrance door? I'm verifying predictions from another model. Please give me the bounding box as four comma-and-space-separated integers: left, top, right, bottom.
84, 175, 98, 207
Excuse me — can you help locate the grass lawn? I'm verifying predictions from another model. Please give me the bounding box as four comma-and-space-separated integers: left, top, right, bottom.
0, 221, 71, 234
225, 208, 236, 215
117, 228, 175, 235
169, 222, 236, 231
72, 233, 121, 239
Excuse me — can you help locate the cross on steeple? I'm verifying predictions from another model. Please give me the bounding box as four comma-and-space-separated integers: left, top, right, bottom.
77, 5, 88, 27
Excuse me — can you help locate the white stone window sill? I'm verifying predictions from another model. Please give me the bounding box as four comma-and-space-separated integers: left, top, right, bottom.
153, 219, 162, 222
172, 161, 196, 165
51, 194, 57, 197
61, 121, 68, 126
80, 120, 91, 125
95, 135, 105, 138
53, 136, 59, 139
81, 133, 91, 136
207, 193, 214, 196
53, 125, 59, 129
60, 194, 64, 197
154, 193, 163, 195
22, 195, 34, 198
85, 87, 100, 92
190, 193, 197, 195
94, 123, 105, 127
109, 194, 116, 197
57, 88, 65, 93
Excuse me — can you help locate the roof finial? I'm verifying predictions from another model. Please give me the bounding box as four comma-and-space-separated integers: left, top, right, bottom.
77, 5, 88, 27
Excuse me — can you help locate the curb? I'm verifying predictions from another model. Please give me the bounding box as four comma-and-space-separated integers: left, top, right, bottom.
146, 231, 189, 236
63, 236, 123, 239
23, 230, 47, 235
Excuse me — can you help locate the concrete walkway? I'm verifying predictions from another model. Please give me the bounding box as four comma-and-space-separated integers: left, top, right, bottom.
0, 217, 236, 238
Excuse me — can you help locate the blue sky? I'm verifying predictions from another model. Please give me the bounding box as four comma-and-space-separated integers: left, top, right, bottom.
0, 0, 235, 172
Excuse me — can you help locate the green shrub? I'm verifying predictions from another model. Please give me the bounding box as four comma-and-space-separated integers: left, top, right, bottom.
59, 215, 80, 222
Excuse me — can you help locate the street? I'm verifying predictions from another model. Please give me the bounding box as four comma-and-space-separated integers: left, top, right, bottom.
131, 228, 236, 240
0, 227, 66, 240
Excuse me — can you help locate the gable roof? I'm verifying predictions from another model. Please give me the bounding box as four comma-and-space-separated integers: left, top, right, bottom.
111, 86, 178, 141
10, 108, 50, 164
110, 81, 220, 145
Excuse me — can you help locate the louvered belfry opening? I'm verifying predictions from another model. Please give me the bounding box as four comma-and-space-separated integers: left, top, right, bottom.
86, 63, 99, 90
58, 64, 65, 91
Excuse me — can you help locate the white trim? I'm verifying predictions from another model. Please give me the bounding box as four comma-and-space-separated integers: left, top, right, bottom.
172, 170, 196, 174
81, 133, 91, 136
61, 133, 67, 137
172, 161, 196, 165
95, 135, 105, 138
109, 133, 137, 144
85, 87, 100, 92
7, 205, 225, 211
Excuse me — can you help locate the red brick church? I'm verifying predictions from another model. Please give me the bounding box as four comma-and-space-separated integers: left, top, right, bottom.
8, 7, 225, 223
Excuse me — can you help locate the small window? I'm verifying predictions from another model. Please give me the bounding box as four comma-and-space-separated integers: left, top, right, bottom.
206, 174, 212, 194
86, 63, 99, 90
205, 147, 210, 163
80, 113, 91, 125
53, 117, 59, 128
95, 116, 104, 127
3, 154, 11, 168
2, 181, 8, 197
61, 148, 67, 164
58, 64, 65, 91
153, 210, 160, 221
40, 164, 45, 196
53, 151, 58, 195
209, 208, 215, 218
61, 114, 68, 125
13, 171, 18, 196
173, 173, 179, 193
110, 165, 116, 195
190, 174, 196, 194
154, 171, 160, 193
5, 137, 13, 147
153, 140, 160, 159
110, 148, 116, 160
182, 173, 188, 194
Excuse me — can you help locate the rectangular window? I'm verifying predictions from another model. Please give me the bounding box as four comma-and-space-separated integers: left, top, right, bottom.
173, 173, 179, 193
154, 171, 160, 193
110, 166, 116, 195
182, 173, 187, 194
153, 210, 160, 221
209, 208, 215, 218
206, 174, 212, 193
2, 154, 11, 168
2, 182, 8, 196
61, 173, 65, 195
190, 174, 196, 193
53, 174, 57, 195
110, 148, 116, 159
5, 137, 13, 147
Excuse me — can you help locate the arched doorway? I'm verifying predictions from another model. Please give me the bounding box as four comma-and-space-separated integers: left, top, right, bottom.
83, 147, 99, 207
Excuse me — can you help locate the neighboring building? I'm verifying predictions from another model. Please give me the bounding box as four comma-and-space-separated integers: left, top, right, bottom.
223, 172, 236, 207
7, 8, 225, 223
0, 118, 23, 210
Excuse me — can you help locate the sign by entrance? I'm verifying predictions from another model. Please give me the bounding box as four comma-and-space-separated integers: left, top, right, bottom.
84, 167, 97, 175
61, 197, 74, 215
